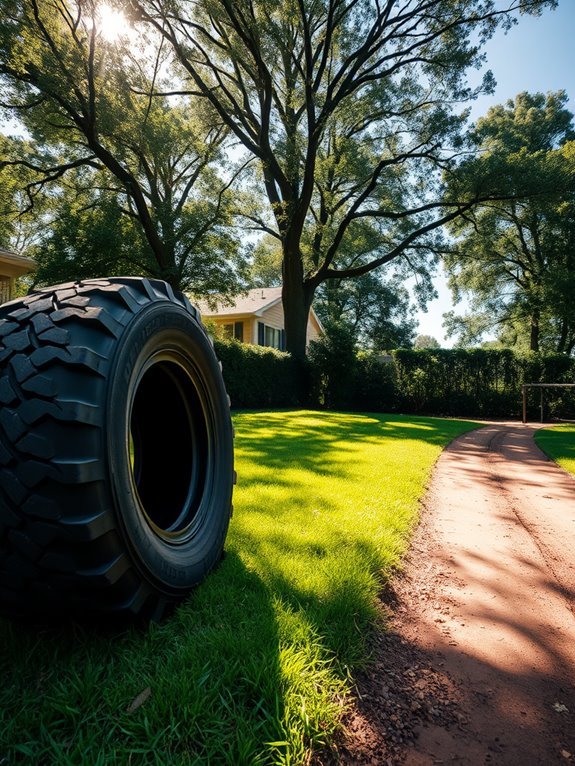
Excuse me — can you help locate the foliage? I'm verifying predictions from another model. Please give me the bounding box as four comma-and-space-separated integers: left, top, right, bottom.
0, 410, 478, 765
0, 134, 50, 255
214, 337, 305, 408
414, 334, 440, 350
308, 320, 358, 409
314, 272, 416, 352
248, 235, 283, 288
0, 0, 246, 293
443, 91, 575, 353
354, 352, 398, 413
535, 424, 575, 477
212, 336, 575, 418
392, 348, 575, 418
308, 321, 397, 411
134, 0, 556, 358
30, 177, 150, 285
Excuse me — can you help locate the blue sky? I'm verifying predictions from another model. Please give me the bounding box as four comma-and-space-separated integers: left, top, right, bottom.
415, 0, 575, 345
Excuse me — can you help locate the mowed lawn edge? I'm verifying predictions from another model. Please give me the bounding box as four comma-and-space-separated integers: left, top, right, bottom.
0, 411, 479, 765
534, 423, 575, 477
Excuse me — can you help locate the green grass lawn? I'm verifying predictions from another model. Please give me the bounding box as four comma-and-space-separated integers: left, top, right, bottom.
0, 411, 477, 765
535, 423, 575, 477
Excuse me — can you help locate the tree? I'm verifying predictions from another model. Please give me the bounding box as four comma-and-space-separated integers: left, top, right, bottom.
248, 234, 283, 288
132, 0, 556, 358
0, 134, 50, 255
315, 272, 416, 351
0, 0, 246, 292
443, 92, 575, 353
414, 334, 440, 349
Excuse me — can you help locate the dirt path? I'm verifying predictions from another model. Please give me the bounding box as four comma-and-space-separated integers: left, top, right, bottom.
336, 423, 575, 766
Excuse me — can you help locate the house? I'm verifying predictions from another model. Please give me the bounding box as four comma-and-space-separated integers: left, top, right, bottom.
195, 286, 323, 351
0, 248, 36, 303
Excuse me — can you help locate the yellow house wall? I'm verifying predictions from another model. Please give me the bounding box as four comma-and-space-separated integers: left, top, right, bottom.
0, 252, 35, 303
208, 315, 255, 344
0, 277, 14, 304
207, 304, 322, 349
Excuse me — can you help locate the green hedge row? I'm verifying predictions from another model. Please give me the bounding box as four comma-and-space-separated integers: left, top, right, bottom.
214, 338, 305, 409
215, 337, 575, 419
392, 349, 575, 418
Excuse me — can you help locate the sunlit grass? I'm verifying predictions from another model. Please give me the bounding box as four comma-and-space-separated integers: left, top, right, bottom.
0, 410, 478, 765
535, 423, 575, 477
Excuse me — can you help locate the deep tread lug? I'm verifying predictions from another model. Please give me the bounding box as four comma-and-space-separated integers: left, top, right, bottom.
38, 327, 69, 345
8, 530, 43, 561
31, 313, 55, 334
22, 496, 62, 521
0, 321, 19, 337
10, 354, 36, 383
16, 433, 55, 460
15, 460, 60, 488
0, 377, 17, 404
22, 374, 58, 397
0, 408, 27, 441
0, 277, 233, 621
1, 472, 27, 504
3, 329, 31, 352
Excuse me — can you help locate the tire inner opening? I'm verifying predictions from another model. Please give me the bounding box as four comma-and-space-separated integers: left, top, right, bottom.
129, 361, 208, 535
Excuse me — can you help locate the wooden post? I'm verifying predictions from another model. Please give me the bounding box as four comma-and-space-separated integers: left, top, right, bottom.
540, 387, 544, 424
522, 385, 527, 423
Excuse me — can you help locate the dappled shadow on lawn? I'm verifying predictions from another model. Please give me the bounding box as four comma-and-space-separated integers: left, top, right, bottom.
234, 410, 477, 487
0, 411, 479, 765
0, 553, 289, 765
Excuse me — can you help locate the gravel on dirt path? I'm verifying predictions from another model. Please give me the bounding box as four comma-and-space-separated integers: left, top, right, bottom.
331, 423, 575, 766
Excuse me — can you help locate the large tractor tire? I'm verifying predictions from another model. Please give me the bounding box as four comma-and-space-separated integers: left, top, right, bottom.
0, 278, 234, 621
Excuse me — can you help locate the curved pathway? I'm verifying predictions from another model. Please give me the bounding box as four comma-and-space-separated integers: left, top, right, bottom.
338, 423, 575, 765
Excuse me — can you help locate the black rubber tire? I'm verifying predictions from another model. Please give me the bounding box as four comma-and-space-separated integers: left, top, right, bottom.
0, 277, 234, 621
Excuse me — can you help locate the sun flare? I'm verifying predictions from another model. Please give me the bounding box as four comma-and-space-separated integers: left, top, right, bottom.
97, 3, 131, 42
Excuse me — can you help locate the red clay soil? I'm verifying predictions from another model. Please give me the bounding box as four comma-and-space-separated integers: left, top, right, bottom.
331, 423, 575, 766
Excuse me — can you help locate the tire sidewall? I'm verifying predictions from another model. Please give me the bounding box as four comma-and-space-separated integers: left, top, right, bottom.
106, 302, 233, 593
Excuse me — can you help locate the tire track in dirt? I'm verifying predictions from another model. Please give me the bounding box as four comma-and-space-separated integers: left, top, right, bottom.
484, 426, 575, 620
332, 423, 575, 766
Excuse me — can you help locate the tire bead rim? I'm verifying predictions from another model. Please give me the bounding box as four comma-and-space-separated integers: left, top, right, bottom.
128, 350, 212, 543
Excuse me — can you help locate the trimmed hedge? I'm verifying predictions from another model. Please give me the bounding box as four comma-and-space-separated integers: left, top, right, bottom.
214, 337, 305, 408
215, 336, 575, 418
392, 349, 575, 419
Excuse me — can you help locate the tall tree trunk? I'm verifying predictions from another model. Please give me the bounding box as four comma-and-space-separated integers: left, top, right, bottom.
557, 319, 568, 354
529, 309, 540, 352
281, 237, 312, 361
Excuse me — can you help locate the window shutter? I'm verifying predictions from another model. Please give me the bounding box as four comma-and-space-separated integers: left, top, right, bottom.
280, 329, 286, 351
258, 321, 265, 345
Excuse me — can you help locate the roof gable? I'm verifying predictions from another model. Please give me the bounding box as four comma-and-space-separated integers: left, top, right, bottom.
195, 286, 283, 317
194, 285, 324, 336
0, 248, 36, 277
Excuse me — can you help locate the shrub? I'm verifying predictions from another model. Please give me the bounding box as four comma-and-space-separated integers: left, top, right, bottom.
392, 348, 575, 419
214, 337, 304, 408
308, 321, 358, 409
215, 332, 575, 418
308, 322, 398, 412
355, 352, 398, 412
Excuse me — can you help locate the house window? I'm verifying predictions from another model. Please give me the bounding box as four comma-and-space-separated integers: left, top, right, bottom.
222, 321, 244, 341
258, 322, 286, 350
